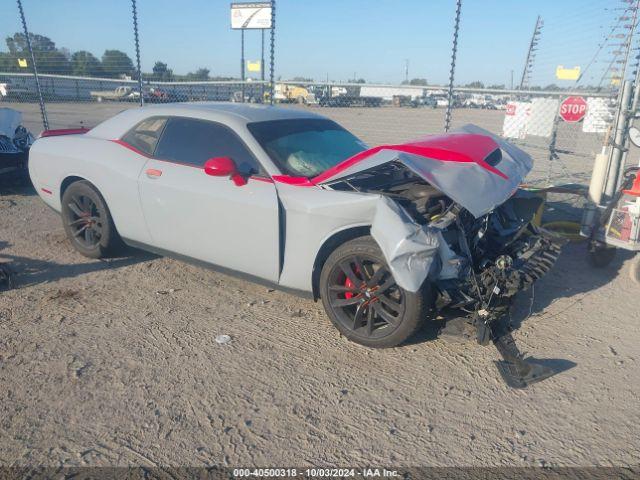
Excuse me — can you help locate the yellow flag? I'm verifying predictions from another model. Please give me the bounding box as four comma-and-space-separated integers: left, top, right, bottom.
555, 65, 580, 80
18, 58, 28, 68
247, 61, 261, 73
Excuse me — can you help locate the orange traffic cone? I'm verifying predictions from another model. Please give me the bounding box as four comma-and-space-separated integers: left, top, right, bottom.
623, 172, 640, 197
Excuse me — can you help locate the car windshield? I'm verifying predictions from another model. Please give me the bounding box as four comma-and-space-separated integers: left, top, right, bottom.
247, 118, 367, 177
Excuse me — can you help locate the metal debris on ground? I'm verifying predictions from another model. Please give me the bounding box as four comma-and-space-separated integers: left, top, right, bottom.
215, 334, 232, 345
155, 288, 177, 295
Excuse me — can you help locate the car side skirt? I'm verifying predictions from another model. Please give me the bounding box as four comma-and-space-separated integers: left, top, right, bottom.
122, 238, 314, 300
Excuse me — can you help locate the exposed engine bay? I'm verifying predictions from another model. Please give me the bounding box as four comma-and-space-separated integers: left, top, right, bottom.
326, 161, 564, 387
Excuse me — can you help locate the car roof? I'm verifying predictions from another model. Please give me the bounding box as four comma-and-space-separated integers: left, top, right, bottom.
87, 102, 324, 140
156, 102, 323, 122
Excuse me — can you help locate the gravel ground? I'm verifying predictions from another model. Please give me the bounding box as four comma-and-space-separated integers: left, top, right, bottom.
1, 104, 639, 468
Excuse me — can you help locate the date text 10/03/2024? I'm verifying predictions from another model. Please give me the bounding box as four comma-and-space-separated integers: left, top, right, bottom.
232, 468, 400, 477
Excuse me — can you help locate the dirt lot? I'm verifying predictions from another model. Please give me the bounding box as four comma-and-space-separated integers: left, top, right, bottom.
1, 104, 640, 468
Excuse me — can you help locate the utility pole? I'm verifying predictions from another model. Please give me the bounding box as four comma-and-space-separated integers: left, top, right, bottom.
404, 59, 409, 83
519, 15, 543, 89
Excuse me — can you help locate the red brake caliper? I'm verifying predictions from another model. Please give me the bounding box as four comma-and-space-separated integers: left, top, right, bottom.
344, 263, 363, 300
344, 277, 355, 299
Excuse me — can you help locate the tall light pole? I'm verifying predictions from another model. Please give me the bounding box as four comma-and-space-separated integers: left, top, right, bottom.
269, 0, 276, 105
261, 29, 265, 101
241, 29, 245, 102
519, 15, 543, 90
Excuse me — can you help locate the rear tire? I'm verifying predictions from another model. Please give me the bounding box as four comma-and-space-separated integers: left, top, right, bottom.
61, 180, 121, 259
319, 236, 428, 348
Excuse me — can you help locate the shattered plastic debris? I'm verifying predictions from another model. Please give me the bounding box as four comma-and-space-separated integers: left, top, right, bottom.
215, 334, 232, 345
155, 288, 177, 295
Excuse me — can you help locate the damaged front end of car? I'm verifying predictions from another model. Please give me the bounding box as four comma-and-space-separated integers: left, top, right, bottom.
0, 108, 34, 180
318, 125, 564, 388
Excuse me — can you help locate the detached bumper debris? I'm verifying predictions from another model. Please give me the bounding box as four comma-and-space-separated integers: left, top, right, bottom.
0, 108, 34, 178
371, 196, 440, 292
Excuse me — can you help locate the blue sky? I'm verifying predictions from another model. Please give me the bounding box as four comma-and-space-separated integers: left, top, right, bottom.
4, 0, 621, 86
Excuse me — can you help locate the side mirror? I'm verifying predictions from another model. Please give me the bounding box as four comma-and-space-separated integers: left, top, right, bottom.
203, 157, 247, 186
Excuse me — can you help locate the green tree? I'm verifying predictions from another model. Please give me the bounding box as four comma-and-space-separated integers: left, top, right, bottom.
5, 32, 71, 74
186, 68, 210, 81
402, 78, 428, 86
101, 50, 134, 78
6, 32, 56, 54
464, 81, 485, 89
39, 50, 72, 74
70, 51, 102, 77
151, 61, 173, 81
0, 52, 17, 72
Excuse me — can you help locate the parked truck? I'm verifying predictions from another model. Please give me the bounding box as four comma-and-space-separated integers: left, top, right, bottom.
315, 85, 382, 107
90, 86, 137, 102
274, 84, 317, 104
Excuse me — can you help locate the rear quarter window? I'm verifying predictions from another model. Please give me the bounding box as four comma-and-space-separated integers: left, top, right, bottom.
121, 117, 168, 156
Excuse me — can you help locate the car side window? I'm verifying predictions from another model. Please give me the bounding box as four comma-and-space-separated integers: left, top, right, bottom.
121, 117, 167, 156
154, 117, 262, 174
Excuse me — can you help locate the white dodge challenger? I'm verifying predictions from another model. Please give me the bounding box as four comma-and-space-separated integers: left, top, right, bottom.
29, 103, 562, 387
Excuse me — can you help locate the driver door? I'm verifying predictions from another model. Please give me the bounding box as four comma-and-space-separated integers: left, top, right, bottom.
137, 116, 280, 283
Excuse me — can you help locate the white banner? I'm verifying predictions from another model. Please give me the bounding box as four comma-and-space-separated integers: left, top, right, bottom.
502, 102, 530, 139
231, 2, 272, 29
583, 97, 614, 134
526, 98, 559, 138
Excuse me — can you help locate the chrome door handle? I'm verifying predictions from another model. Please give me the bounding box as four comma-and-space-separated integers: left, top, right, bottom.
146, 168, 162, 178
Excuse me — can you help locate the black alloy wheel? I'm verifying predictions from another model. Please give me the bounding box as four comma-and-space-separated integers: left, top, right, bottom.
66, 193, 104, 249
326, 254, 406, 338
320, 236, 428, 348
61, 180, 121, 259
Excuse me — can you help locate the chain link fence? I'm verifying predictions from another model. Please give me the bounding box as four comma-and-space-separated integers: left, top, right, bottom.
1, 0, 629, 200
1, 73, 618, 193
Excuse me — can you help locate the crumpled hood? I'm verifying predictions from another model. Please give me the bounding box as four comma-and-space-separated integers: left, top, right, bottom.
315, 124, 533, 218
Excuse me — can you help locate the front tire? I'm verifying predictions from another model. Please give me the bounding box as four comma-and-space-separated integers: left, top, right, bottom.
319, 236, 428, 348
61, 180, 121, 259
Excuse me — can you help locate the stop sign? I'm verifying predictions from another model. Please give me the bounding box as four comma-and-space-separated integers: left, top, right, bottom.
559, 96, 588, 122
